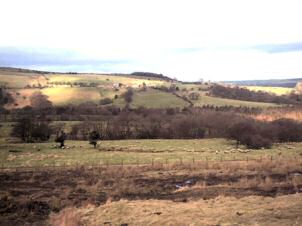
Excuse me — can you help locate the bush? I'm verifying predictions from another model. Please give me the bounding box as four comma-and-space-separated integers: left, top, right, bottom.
272, 118, 302, 142
99, 98, 113, 105
122, 88, 134, 103
243, 134, 273, 149
11, 118, 52, 142
89, 130, 101, 148
228, 120, 274, 149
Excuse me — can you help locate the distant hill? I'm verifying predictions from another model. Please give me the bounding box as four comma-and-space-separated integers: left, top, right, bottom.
0, 67, 58, 74
131, 72, 174, 81
225, 78, 302, 88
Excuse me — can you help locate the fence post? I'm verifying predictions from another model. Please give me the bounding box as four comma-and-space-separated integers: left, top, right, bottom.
151, 158, 154, 167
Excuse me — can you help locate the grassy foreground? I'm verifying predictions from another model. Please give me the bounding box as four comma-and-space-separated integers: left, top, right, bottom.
1, 139, 301, 168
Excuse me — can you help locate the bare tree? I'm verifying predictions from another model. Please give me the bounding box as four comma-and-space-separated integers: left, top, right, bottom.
89, 130, 101, 148
55, 131, 67, 148
122, 88, 134, 103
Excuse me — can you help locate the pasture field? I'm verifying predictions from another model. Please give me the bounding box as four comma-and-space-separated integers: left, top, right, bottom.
0, 69, 168, 89
0, 71, 48, 88
11, 86, 127, 107
242, 86, 294, 95
193, 94, 278, 108
11, 87, 104, 107
47, 73, 169, 88
131, 89, 189, 108
177, 90, 279, 108
0, 138, 301, 168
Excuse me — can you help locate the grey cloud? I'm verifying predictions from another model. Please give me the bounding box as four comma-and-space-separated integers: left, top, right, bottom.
0, 47, 130, 71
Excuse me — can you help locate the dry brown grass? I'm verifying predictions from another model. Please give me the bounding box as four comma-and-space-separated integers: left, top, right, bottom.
49, 207, 82, 226
49, 193, 302, 226
253, 109, 302, 122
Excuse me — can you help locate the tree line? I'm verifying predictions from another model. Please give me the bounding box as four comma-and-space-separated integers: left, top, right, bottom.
209, 84, 302, 105
10, 106, 302, 149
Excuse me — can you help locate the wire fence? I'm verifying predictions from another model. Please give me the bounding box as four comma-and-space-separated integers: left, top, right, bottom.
1, 154, 291, 172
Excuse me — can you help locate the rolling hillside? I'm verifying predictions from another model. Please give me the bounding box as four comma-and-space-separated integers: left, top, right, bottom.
0, 67, 280, 109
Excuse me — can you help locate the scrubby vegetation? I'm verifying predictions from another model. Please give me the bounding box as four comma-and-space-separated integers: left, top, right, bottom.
6, 102, 302, 149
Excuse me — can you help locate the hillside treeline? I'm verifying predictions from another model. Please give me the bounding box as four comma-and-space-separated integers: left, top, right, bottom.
209, 84, 302, 104
131, 72, 173, 81
7, 105, 302, 149
3, 104, 263, 123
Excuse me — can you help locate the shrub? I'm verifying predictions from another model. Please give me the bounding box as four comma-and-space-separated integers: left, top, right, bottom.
243, 134, 273, 149
99, 98, 113, 105
55, 131, 67, 148
89, 131, 101, 148
272, 118, 302, 142
11, 118, 52, 142
228, 120, 274, 149
122, 88, 134, 103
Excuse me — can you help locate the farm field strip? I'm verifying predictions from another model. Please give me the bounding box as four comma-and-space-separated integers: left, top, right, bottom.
242, 86, 294, 95
1, 139, 301, 168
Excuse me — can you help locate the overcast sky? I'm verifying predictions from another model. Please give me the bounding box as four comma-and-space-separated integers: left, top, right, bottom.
0, 0, 302, 81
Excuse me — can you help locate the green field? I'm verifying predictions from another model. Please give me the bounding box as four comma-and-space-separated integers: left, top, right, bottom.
0, 139, 301, 168
242, 86, 294, 95
177, 90, 279, 108
193, 94, 278, 108
131, 89, 189, 108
